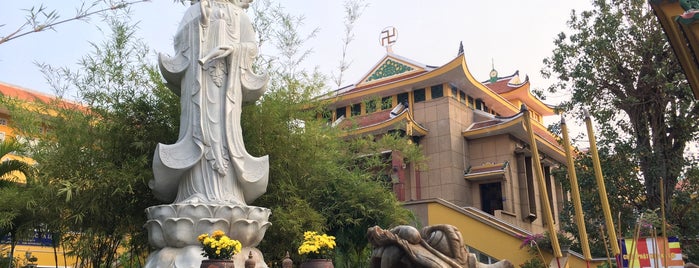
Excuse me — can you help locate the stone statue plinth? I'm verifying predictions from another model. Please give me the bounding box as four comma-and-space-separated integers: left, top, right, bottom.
144, 204, 270, 267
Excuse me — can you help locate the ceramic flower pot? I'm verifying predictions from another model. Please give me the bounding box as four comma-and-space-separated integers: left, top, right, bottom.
201, 259, 235, 268
300, 259, 334, 268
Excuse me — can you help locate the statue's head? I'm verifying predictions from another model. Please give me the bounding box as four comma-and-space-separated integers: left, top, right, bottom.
232, 0, 253, 9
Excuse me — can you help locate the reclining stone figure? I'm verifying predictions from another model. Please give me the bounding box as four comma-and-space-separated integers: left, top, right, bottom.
367, 224, 514, 268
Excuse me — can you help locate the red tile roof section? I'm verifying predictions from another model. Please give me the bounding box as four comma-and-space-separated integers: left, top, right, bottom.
469, 119, 505, 130
484, 79, 519, 94
0, 82, 55, 103
533, 123, 561, 148
0, 82, 84, 110
466, 114, 562, 151
338, 109, 393, 129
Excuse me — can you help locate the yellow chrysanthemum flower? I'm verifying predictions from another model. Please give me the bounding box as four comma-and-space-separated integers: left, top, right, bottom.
298, 231, 336, 259
212, 230, 225, 239
198, 233, 208, 242
199, 230, 242, 260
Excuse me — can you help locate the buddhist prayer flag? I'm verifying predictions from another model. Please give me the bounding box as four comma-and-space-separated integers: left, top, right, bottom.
620, 237, 684, 268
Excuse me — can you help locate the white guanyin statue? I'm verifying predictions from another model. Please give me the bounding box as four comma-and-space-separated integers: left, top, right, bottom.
144, 0, 271, 267
152, 0, 268, 206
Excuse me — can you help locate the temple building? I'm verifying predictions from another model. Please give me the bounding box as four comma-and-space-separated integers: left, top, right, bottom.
0, 41, 610, 266
322, 41, 601, 265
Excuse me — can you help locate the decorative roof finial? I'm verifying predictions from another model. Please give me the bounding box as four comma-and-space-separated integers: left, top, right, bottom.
457, 41, 464, 56
380, 26, 397, 53
489, 58, 498, 83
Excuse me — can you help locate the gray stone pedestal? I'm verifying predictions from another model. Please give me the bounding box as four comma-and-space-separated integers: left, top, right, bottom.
143, 204, 271, 268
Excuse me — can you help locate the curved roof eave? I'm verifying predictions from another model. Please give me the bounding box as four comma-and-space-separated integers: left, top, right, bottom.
456, 56, 520, 115
322, 55, 521, 116
462, 115, 565, 163
339, 110, 428, 137
499, 83, 556, 116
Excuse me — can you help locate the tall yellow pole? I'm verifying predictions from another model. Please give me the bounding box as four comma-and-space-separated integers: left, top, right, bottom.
600, 224, 613, 268
560, 116, 592, 261
630, 214, 643, 268
661, 178, 669, 267
584, 110, 620, 255
523, 106, 562, 258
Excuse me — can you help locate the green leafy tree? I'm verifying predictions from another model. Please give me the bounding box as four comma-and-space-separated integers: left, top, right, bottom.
544, 0, 699, 260
245, 2, 420, 266
0, 139, 36, 268
242, 72, 418, 268
0, 139, 34, 189
3, 13, 178, 267
543, 0, 698, 211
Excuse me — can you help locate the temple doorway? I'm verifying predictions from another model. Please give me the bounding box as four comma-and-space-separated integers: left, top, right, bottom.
480, 182, 503, 215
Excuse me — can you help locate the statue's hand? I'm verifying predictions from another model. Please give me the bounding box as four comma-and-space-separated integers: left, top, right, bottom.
198, 45, 236, 66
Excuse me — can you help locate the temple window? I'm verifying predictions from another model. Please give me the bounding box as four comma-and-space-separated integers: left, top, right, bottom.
544, 166, 555, 224
475, 98, 484, 111
414, 88, 426, 103
351, 103, 361, 116
450, 85, 458, 99
321, 109, 332, 122
397, 92, 409, 106
467, 247, 500, 265
524, 156, 537, 220
468, 96, 475, 108
381, 96, 393, 110
336, 106, 346, 119
430, 84, 444, 99
365, 99, 377, 113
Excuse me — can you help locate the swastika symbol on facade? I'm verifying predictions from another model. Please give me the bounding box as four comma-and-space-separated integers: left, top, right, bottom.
380, 26, 397, 48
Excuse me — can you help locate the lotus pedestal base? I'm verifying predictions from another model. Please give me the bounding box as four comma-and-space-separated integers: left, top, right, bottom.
144, 246, 265, 268
143, 203, 271, 268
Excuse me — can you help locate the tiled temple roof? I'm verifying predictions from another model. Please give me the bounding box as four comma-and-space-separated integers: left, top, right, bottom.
334, 104, 428, 137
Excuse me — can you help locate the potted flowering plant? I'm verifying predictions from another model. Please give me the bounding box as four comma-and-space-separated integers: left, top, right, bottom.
519, 231, 573, 259
537, 231, 573, 253
297, 231, 336, 268
198, 230, 242, 268
519, 233, 546, 265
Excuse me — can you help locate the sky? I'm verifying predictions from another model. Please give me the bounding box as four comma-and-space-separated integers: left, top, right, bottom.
3, 2, 699, 178
1, 0, 594, 100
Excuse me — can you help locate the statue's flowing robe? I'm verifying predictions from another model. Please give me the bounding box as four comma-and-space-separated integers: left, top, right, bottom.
151, 0, 268, 205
